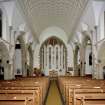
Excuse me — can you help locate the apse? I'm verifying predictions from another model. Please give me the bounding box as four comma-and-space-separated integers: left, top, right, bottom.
40, 36, 67, 76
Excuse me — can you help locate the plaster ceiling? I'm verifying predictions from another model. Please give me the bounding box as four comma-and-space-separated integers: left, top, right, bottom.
17, 0, 88, 42
0, 0, 13, 2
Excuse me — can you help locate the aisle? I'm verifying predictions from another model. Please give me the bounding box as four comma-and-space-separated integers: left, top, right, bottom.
45, 80, 62, 105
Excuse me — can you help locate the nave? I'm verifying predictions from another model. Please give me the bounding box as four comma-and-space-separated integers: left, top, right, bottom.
0, 0, 105, 105
45, 80, 63, 105
0, 76, 105, 105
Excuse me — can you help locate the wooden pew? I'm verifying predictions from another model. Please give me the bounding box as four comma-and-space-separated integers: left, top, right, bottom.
0, 94, 33, 105
0, 77, 49, 105
0, 89, 41, 105
74, 93, 105, 105
58, 76, 105, 105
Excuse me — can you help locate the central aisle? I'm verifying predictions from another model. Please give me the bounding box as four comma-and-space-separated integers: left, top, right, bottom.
45, 80, 62, 105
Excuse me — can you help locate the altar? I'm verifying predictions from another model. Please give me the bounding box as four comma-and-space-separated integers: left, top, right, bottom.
49, 70, 58, 80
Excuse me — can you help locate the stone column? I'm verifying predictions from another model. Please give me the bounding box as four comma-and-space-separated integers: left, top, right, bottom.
44, 45, 46, 70
12, 31, 16, 79
91, 30, 94, 78
51, 46, 53, 69
80, 41, 86, 77
58, 46, 60, 74
40, 48, 44, 70
54, 46, 56, 70
46, 45, 49, 75
94, 26, 99, 79
63, 48, 65, 73
74, 45, 79, 76
6, 26, 15, 80
18, 31, 27, 77
82, 48, 86, 76
61, 45, 63, 72
4, 60, 12, 80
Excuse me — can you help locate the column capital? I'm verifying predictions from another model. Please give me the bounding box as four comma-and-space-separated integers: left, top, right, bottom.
16, 31, 26, 37
19, 31, 26, 35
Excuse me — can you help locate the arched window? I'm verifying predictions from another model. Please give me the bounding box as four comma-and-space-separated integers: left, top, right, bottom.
56, 47, 58, 69
89, 52, 92, 66
40, 37, 67, 73
49, 47, 51, 69
0, 9, 2, 38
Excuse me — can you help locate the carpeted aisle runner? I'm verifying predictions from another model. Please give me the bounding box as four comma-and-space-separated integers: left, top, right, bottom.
45, 80, 62, 105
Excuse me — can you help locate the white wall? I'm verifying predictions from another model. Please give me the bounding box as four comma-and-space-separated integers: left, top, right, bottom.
0, 3, 9, 41
14, 49, 22, 75
33, 44, 40, 68
85, 45, 92, 74
39, 26, 68, 46
12, 3, 25, 31
99, 12, 104, 40
67, 44, 74, 68
67, 44, 74, 75
3, 1, 15, 26
92, 0, 105, 26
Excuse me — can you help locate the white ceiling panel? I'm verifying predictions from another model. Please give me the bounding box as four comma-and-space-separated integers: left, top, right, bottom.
17, 0, 88, 41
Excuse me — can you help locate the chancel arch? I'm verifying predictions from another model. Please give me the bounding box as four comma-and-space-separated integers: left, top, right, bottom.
40, 37, 67, 76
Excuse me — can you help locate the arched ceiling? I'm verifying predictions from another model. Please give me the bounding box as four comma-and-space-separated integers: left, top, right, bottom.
17, 0, 88, 42
39, 26, 67, 45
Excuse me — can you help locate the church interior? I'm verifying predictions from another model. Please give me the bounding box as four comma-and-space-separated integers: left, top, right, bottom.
0, 0, 105, 105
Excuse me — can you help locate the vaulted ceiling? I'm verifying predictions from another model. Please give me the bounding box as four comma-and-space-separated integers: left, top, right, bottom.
17, 0, 88, 42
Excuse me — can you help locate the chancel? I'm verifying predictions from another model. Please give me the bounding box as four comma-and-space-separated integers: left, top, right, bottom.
0, 0, 105, 105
